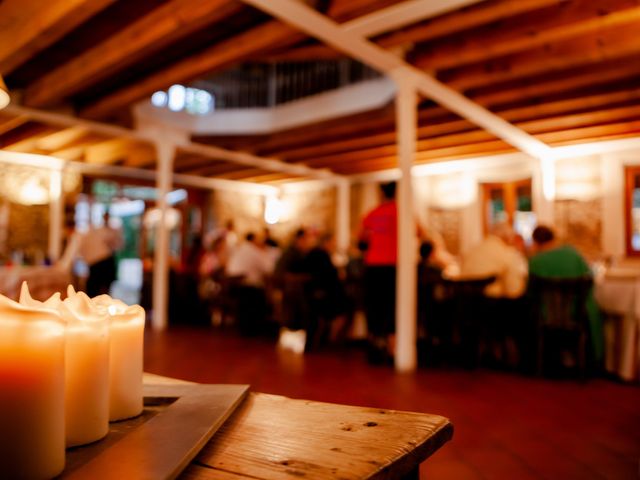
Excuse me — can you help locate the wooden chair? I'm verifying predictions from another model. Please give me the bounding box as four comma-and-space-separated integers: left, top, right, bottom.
440, 275, 497, 368
528, 274, 593, 379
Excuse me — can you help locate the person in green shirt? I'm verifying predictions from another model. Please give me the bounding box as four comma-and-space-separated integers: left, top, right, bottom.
529, 225, 603, 366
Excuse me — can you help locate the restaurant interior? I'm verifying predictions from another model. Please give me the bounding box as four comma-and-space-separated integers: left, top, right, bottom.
1, 0, 640, 478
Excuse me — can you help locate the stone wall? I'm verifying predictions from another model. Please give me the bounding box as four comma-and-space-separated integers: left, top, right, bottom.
426, 207, 462, 255
210, 187, 337, 245
554, 198, 602, 260
6, 203, 49, 261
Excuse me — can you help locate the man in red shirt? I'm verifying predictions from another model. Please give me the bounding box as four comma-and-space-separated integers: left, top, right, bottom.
360, 182, 397, 364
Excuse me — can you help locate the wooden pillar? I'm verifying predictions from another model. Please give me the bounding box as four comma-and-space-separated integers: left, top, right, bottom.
152, 140, 175, 331
48, 168, 64, 262
336, 179, 350, 262
394, 73, 418, 372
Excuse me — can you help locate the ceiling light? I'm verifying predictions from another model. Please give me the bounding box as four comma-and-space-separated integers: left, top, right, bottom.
0, 75, 9, 109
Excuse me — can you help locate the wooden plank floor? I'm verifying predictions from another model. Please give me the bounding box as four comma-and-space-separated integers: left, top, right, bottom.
144, 327, 640, 479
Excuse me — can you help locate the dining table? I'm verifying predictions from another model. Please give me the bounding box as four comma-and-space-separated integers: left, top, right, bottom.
594, 266, 640, 382
145, 374, 453, 479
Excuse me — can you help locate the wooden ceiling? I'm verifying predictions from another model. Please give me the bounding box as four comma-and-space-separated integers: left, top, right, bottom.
2, 0, 640, 182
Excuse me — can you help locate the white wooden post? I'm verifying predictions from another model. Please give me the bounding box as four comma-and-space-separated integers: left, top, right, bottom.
48, 168, 64, 262
336, 179, 351, 262
393, 71, 418, 372
152, 140, 175, 330
533, 156, 555, 224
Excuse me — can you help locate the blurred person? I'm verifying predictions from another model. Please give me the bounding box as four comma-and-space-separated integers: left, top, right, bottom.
74, 212, 123, 297
459, 222, 528, 368
226, 233, 273, 287
421, 228, 457, 272
263, 227, 279, 248
305, 233, 348, 347
359, 181, 398, 364
226, 232, 273, 335
529, 225, 603, 366
222, 219, 239, 250
459, 222, 527, 299
273, 228, 314, 347
199, 236, 227, 280
418, 240, 447, 363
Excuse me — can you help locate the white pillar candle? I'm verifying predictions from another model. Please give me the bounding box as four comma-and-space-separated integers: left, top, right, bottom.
21, 283, 111, 448
0, 294, 66, 479
93, 295, 145, 421
61, 289, 110, 447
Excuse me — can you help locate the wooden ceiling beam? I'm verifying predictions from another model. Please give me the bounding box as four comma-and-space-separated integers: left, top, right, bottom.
413, 0, 640, 71
239, 172, 299, 183
340, 0, 485, 38
0, 115, 29, 136
274, 0, 562, 61
471, 57, 640, 108
84, 138, 143, 165
23, 0, 242, 108
181, 162, 248, 177
50, 135, 108, 161
124, 145, 157, 168
376, 0, 559, 49
266, 88, 640, 161
442, 22, 640, 90
0, 124, 58, 151
214, 168, 276, 181
295, 104, 640, 167
80, 21, 305, 120
35, 126, 90, 151
242, 0, 552, 158
322, 120, 640, 174
0, 0, 116, 74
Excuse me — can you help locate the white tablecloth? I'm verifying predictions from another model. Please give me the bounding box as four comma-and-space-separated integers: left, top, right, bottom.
594, 268, 640, 382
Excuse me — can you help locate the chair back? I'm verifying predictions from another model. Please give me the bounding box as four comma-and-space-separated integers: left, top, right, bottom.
528, 274, 592, 330
441, 275, 497, 299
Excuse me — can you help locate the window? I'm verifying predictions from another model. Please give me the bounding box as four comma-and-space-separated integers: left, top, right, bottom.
151, 85, 214, 115
481, 178, 535, 243
624, 166, 640, 256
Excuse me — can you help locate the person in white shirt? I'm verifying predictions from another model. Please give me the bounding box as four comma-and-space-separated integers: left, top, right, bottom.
225, 233, 274, 335
226, 233, 273, 287
460, 222, 527, 299
62, 212, 123, 297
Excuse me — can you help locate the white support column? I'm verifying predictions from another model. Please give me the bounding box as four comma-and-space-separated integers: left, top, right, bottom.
336, 179, 351, 263
601, 153, 625, 258
152, 140, 175, 331
394, 72, 418, 372
532, 156, 555, 225
48, 168, 64, 262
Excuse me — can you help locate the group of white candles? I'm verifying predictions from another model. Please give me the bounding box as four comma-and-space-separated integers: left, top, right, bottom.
0, 283, 145, 479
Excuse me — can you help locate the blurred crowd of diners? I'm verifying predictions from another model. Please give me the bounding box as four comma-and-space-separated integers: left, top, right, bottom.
144, 182, 603, 379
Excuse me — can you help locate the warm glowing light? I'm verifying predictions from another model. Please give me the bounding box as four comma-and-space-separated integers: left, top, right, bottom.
264, 196, 283, 225
19, 178, 49, 205
0, 75, 10, 110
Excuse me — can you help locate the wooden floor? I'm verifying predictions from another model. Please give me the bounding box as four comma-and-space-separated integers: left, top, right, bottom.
144, 326, 640, 479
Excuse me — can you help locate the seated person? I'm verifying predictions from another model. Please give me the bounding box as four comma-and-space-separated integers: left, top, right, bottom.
528, 225, 603, 365
459, 222, 527, 299
226, 233, 273, 335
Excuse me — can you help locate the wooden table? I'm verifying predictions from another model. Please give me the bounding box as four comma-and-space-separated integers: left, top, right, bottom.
145, 375, 453, 479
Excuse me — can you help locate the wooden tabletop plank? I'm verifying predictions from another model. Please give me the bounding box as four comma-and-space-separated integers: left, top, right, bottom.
185, 393, 453, 480
145, 374, 453, 479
